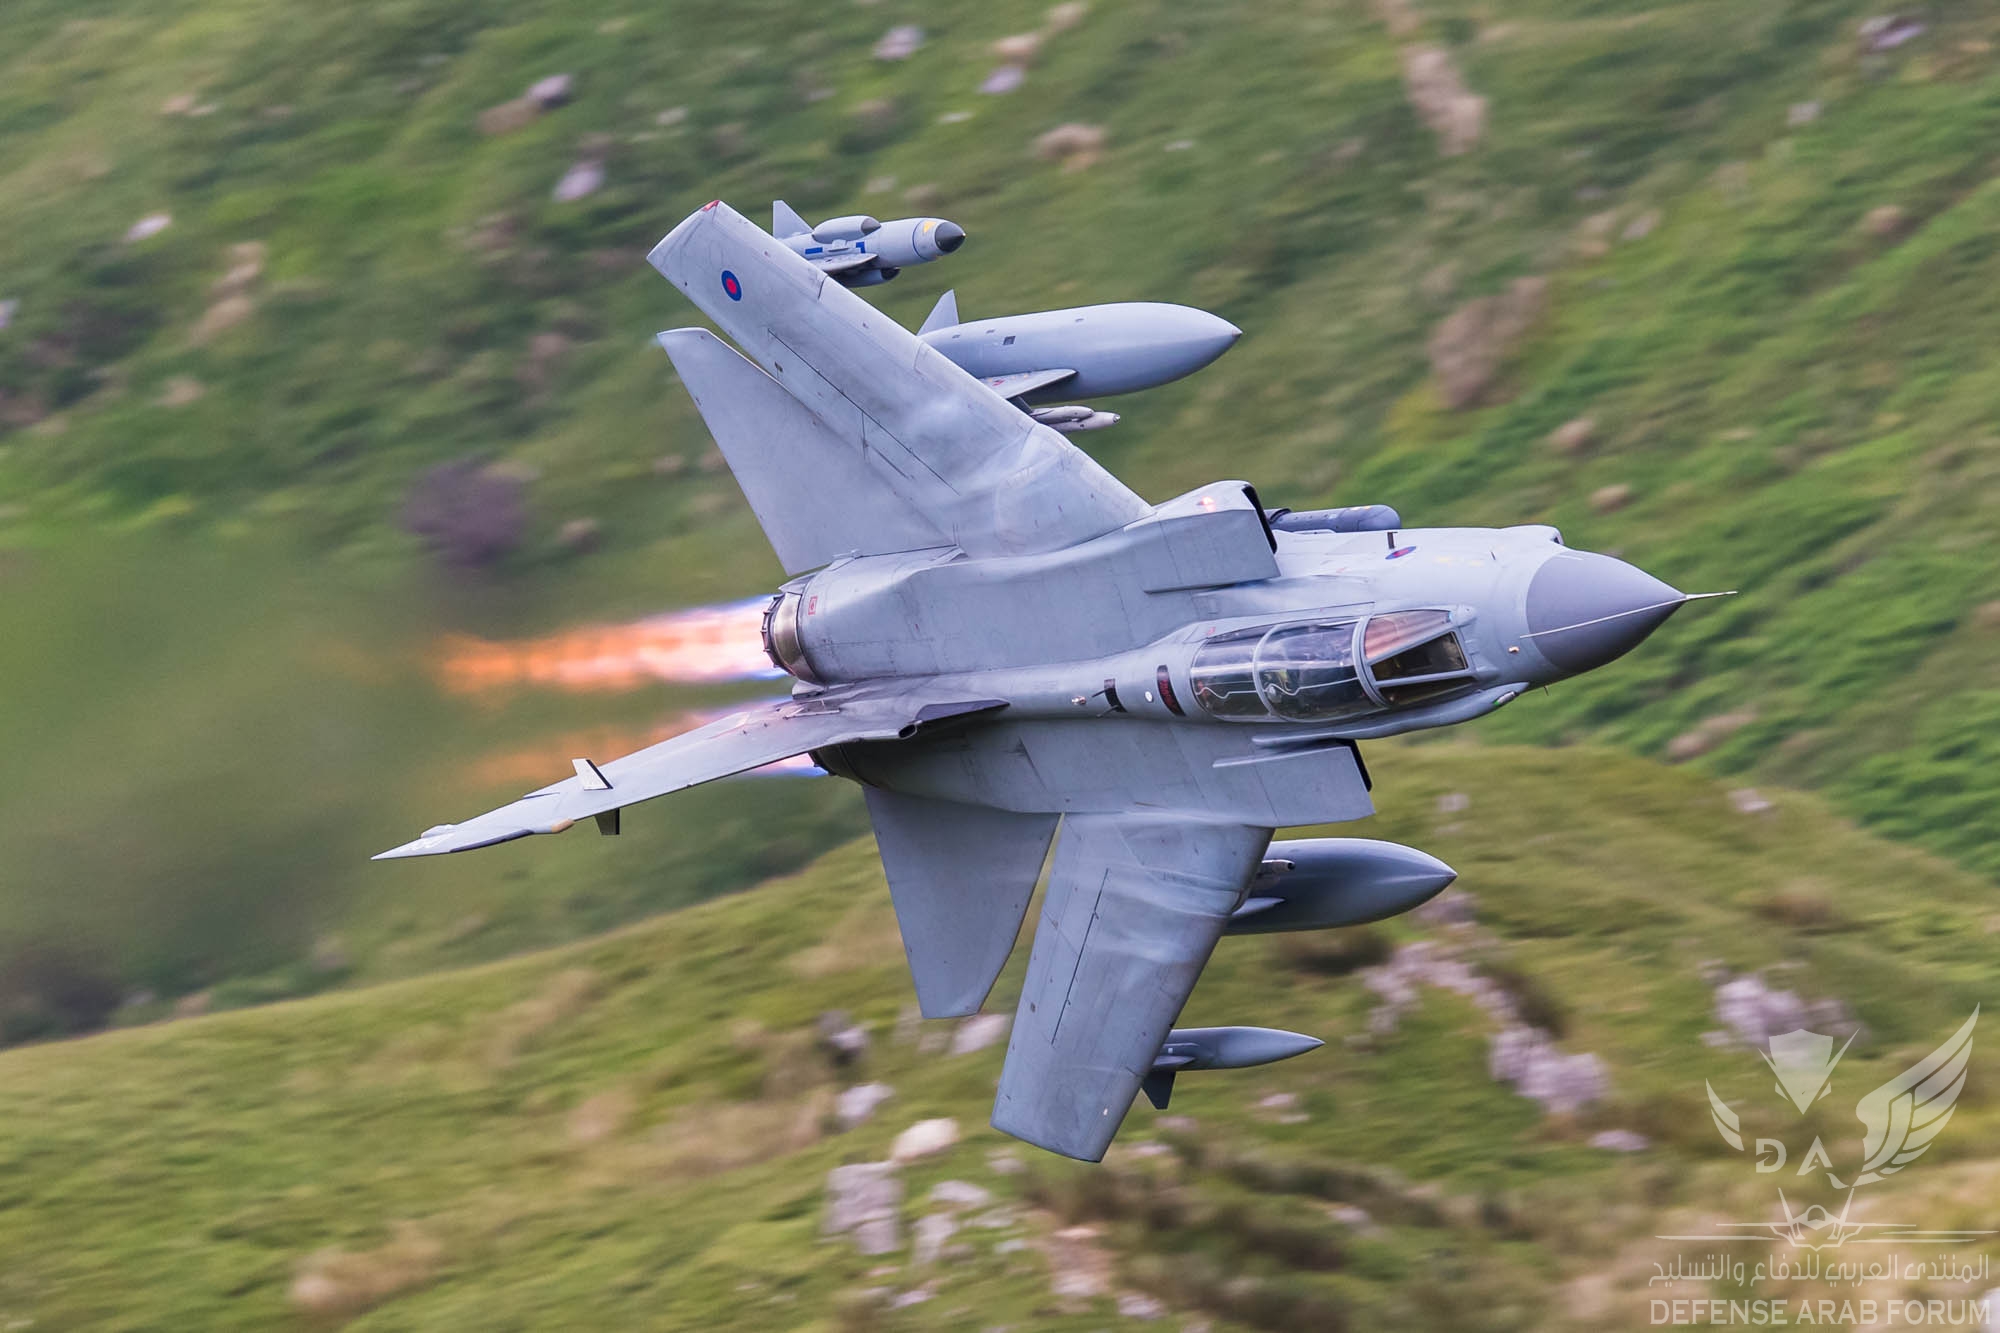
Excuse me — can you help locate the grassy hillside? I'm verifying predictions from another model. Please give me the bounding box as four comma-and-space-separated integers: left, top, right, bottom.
2, 745, 1995, 1330
5, 2, 2000, 1011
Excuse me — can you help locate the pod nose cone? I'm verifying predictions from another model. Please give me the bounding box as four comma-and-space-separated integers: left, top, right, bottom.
1525, 551, 1684, 675
1173, 310, 1241, 369
934, 220, 966, 253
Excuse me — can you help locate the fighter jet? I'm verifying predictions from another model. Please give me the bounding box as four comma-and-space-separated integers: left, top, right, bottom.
379, 200, 1713, 1162
918, 290, 1241, 433
772, 200, 964, 287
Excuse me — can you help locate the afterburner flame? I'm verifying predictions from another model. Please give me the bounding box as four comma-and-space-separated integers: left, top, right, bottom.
437, 599, 781, 696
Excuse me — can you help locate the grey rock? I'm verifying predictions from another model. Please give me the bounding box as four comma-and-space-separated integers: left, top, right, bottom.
124, 213, 172, 244
825, 1162, 903, 1254
836, 1082, 894, 1129
527, 74, 574, 108
979, 65, 1026, 95
1590, 1129, 1651, 1152
819, 1010, 870, 1062
950, 1012, 1009, 1055
930, 1179, 993, 1210
1117, 1291, 1168, 1320
874, 25, 924, 61
1728, 788, 1774, 816
552, 160, 604, 203
890, 1117, 959, 1163
913, 1212, 957, 1265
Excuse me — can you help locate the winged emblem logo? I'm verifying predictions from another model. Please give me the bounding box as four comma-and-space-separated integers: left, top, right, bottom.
1848, 1007, 1977, 1187
1706, 1006, 1978, 1192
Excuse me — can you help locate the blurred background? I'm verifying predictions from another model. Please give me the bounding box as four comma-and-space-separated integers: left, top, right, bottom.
3, 0, 1999, 1327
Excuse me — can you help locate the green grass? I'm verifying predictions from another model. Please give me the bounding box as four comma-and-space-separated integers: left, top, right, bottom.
2, 745, 1995, 1329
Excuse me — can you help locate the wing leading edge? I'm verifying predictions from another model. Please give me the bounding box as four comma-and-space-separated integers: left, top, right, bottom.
375, 694, 923, 860
992, 813, 1272, 1161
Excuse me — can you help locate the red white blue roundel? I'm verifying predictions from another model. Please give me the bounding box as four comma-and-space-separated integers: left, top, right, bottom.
721, 270, 742, 301
1386, 545, 1417, 560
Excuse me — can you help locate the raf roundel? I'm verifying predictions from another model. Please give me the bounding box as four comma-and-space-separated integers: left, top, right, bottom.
1386, 545, 1417, 560
721, 270, 743, 301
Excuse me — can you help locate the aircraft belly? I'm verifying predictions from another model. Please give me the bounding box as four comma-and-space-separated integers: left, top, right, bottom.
844, 720, 1374, 826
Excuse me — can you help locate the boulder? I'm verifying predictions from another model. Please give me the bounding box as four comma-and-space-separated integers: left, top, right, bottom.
1621, 209, 1661, 242
527, 74, 574, 109
1728, 788, 1773, 816
836, 1083, 894, 1130
556, 518, 601, 554
993, 32, 1044, 64
929, 1179, 993, 1209
912, 1211, 957, 1265
1549, 416, 1597, 454
949, 1012, 1008, 1055
890, 1118, 959, 1163
1590, 483, 1633, 514
1863, 204, 1907, 238
818, 1010, 870, 1063
1034, 122, 1104, 171
873, 26, 924, 61
124, 213, 172, 244
1427, 277, 1547, 409
1046, 2, 1089, 31
824, 1162, 903, 1254
980, 65, 1026, 95
552, 160, 604, 203
478, 98, 539, 137
1400, 45, 1486, 156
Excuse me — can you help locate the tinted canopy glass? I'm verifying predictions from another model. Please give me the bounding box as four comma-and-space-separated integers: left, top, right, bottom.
1257, 622, 1372, 721
1189, 626, 1266, 718
1362, 609, 1473, 706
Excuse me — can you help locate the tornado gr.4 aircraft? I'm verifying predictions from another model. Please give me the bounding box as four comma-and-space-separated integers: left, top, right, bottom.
379, 200, 1711, 1161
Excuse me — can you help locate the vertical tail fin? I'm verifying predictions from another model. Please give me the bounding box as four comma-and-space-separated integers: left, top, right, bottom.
919, 289, 960, 336
772, 199, 812, 237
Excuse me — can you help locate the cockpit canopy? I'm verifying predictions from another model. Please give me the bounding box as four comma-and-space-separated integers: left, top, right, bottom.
1189, 610, 1473, 722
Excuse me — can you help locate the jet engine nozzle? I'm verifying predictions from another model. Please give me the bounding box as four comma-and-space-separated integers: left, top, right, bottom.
1524, 551, 1685, 677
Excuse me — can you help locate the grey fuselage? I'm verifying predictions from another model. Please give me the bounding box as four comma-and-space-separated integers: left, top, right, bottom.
920, 302, 1241, 402
766, 484, 1684, 826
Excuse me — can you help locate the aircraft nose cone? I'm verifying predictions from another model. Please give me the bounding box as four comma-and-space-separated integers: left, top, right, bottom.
934, 221, 966, 254
1525, 551, 1684, 675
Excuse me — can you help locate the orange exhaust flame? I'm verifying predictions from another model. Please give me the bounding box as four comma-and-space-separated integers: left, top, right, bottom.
471, 706, 821, 791
436, 599, 782, 696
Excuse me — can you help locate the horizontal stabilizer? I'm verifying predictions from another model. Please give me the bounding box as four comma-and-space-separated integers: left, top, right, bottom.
864, 790, 1058, 1018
